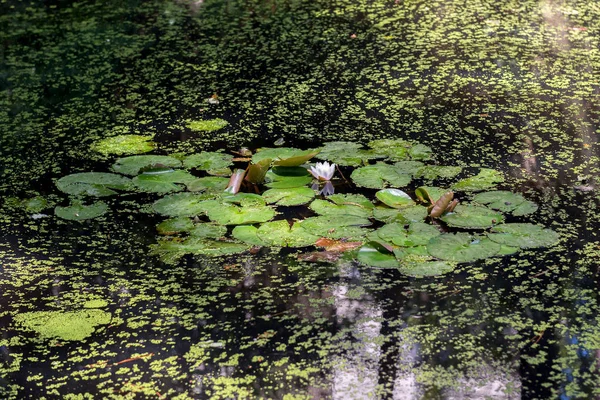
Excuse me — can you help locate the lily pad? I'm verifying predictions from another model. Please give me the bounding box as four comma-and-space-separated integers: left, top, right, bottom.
316, 141, 382, 166
252, 148, 319, 166
55, 201, 108, 221
189, 223, 228, 239
157, 217, 195, 235
451, 168, 504, 192
246, 159, 272, 184
310, 198, 372, 218
233, 220, 319, 247
393, 161, 425, 176
328, 193, 374, 209
56, 172, 133, 197
416, 165, 463, 180
264, 167, 312, 188
152, 193, 215, 217
440, 205, 504, 229
472, 191, 538, 216
15, 309, 111, 341
427, 233, 501, 262
372, 205, 428, 223
487, 223, 560, 249
151, 237, 249, 263
201, 200, 275, 225
375, 189, 414, 208
350, 163, 412, 189
133, 170, 197, 193
398, 260, 457, 277
299, 215, 372, 239
368, 139, 412, 160
183, 152, 233, 172
186, 177, 229, 193
370, 222, 441, 247
111, 155, 182, 176
91, 135, 156, 155
262, 187, 316, 206
357, 245, 399, 268
187, 118, 228, 132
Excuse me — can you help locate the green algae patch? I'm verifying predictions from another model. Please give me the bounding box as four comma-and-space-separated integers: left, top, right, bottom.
15, 309, 111, 341
187, 118, 229, 132
91, 135, 156, 156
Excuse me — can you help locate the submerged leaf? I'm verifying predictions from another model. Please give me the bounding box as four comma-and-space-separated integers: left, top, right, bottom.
91, 135, 156, 155
55, 201, 108, 221
187, 118, 228, 132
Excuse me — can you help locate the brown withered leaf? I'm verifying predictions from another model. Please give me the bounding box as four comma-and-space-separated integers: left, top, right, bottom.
297, 251, 342, 263
315, 238, 362, 252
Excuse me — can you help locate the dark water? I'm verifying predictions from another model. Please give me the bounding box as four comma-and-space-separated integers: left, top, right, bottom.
2, 0, 600, 398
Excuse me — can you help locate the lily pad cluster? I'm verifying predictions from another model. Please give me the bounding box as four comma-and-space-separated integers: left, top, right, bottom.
52, 139, 558, 276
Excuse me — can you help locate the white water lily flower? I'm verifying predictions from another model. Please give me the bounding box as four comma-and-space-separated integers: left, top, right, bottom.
308, 161, 336, 181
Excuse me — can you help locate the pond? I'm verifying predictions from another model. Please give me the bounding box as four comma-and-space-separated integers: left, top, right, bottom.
1, 0, 600, 398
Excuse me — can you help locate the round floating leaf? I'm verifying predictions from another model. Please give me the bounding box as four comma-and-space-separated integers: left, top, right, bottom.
299, 215, 371, 239
233, 220, 319, 247
231, 225, 264, 246
368, 139, 412, 160
183, 152, 233, 172
472, 191, 538, 216
394, 161, 425, 176
427, 233, 501, 262
91, 135, 156, 155
55, 201, 108, 221
152, 193, 215, 217
157, 217, 195, 235
376, 189, 414, 208
202, 201, 275, 225
252, 147, 319, 165
417, 187, 447, 204
372, 222, 441, 247
265, 167, 312, 188
24, 196, 49, 213
151, 237, 249, 263
440, 205, 504, 229
262, 187, 315, 206
328, 193, 374, 209
416, 165, 463, 180
351, 163, 412, 189
187, 118, 228, 132
316, 141, 382, 166
408, 144, 433, 161
15, 309, 111, 341
310, 199, 372, 218
222, 193, 266, 206
274, 150, 320, 167
189, 223, 227, 239
372, 205, 428, 223
111, 155, 182, 176
56, 172, 133, 197
357, 245, 399, 268
133, 170, 197, 193
398, 260, 457, 277
451, 168, 504, 192
186, 177, 229, 193
487, 223, 559, 249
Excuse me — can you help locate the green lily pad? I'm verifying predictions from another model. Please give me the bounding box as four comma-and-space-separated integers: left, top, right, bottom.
186, 177, 230, 193
350, 163, 412, 189
151, 237, 249, 263
440, 205, 504, 229
368, 139, 412, 160
451, 168, 504, 192
246, 159, 272, 184
56, 172, 133, 197
157, 217, 195, 235
264, 167, 312, 188
55, 201, 108, 221
316, 141, 382, 166
371, 222, 441, 247
372, 205, 428, 223
408, 143, 434, 161
487, 223, 560, 249
201, 200, 275, 225
233, 220, 319, 247
398, 260, 457, 277
357, 245, 399, 268
262, 187, 316, 206
328, 194, 375, 209
416, 165, 463, 180
111, 155, 182, 176
15, 309, 111, 341
187, 118, 228, 132
183, 152, 233, 172
416, 187, 448, 204
299, 215, 371, 239
393, 161, 425, 176
24, 196, 50, 213
376, 189, 414, 208
472, 191, 538, 216
222, 193, 266, 206
252, 148, 319, 166
91, 135, 156, 155
152, 193, 215, 217
427, 233, 501, 262
133, 170, 197, 193
189, 223, 227, 239
310, 199, 372, 218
